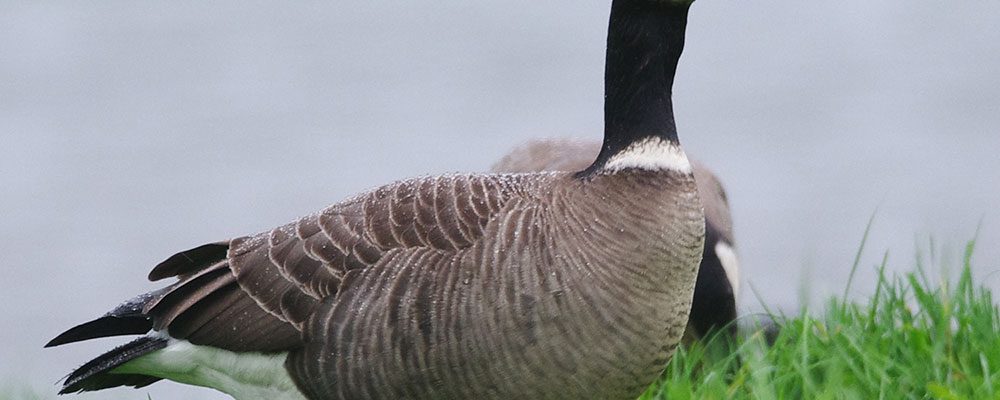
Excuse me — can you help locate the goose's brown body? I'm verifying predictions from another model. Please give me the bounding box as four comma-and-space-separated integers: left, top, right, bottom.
137, 169, 704, 399
293, 171, 702, 398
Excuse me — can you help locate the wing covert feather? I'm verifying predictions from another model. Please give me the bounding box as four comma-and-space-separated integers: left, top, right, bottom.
225, 174, 528, 336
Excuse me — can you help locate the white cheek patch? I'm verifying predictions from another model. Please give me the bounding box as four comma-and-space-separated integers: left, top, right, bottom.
113, 336, 307, 400
601, 137, 692, 173
714, 241, 740, 300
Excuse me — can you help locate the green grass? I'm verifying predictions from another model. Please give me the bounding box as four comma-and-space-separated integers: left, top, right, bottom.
642, 238, 1000, 400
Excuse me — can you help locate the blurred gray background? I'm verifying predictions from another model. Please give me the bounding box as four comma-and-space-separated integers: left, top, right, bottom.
2, 1, 999, 399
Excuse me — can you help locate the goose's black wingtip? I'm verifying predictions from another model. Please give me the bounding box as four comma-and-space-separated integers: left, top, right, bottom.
58, 336, 168, 394
46, 315, 153, 348
47, 288, 166, 348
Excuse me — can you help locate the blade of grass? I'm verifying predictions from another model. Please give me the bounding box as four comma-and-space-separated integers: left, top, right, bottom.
841, 208, 878, 310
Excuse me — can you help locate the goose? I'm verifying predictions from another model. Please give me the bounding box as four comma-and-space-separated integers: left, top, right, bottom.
47, 0, 706, 399
491, 138, 739, 341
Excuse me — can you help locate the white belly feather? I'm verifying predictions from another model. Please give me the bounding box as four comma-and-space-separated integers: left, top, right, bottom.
112, 335, 307, 400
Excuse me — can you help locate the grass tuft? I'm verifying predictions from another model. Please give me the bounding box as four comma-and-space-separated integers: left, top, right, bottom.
643, 238, 1000, 399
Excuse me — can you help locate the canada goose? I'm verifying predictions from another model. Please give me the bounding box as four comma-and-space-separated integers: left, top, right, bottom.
47, 0, 705, 399
492, 138, 739, 340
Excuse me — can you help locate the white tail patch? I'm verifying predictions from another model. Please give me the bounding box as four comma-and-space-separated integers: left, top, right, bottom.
714, 241, 740, 299
601, 137, 692, 173
112, 336, 306, 400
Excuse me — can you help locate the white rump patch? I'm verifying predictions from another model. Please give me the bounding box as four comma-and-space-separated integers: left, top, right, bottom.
601, 137, 692, 173
113, 336, 306, 400
714, 241, 741, 299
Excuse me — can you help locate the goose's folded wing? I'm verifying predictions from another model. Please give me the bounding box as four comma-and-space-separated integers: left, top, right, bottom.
143, 174, 527, 352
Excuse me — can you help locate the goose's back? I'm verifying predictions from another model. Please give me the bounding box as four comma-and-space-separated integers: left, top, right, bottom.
491, 138, 732, 241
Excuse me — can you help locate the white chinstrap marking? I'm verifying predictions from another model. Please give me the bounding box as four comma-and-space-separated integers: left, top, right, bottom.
601, 138, 692, 173
112, 335, 306, 400
714, 241, 740, 299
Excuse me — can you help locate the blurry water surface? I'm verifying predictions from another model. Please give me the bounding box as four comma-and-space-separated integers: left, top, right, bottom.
2, 1, 999, 399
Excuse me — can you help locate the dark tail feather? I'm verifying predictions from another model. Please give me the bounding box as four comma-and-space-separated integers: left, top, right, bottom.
45, 316, 151, 348
59, 336, 168, 394
46, 289, 165, 348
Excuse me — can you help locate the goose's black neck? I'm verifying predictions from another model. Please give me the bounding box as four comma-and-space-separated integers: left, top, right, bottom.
584, 0, 691, 175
